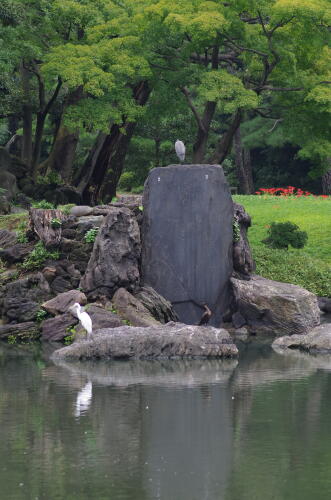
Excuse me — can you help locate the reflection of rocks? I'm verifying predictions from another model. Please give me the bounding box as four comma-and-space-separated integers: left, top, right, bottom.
52, 323, 239, 361
272, 343, 331, 371
272, 323, 331, 353
231, 275, 320, 335
52, 358, 238, 388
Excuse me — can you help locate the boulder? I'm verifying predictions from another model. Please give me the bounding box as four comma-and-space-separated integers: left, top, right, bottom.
80, 207, 141, 298
134, 286, 178, 323
112, 288, 160, 327
41, 312, 78, 342
0, 168, 17, 203
0, 321, 40, 341
318, 297, 331, 314
42, 290, 87, 315
272, 323, 331, 353
70, 205, 93, 217
2, 272, 52, 322
75, 215, 104, 236
142, 164, 233, 326
0, 229, 17, 249
85, 304, 124, 329
51, 322, 239, 360
231, 275, 320, 336
0, 242, 34, 264
233, 203, 255, 278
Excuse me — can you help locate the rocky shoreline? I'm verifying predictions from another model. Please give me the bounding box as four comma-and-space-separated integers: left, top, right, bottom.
0, 194, 330, 359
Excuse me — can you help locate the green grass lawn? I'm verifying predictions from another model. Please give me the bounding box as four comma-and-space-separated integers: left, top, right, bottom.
233, 195, 331, 297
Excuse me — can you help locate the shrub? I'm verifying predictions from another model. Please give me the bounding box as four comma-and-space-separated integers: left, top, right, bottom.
262, 221, 308, 250
58, 204, 75, 215
35, 309, 48, 322
118, 171, 135, 191
21, 241, 60, 271
16, 220, 28, 243
84, 227, 99, 243
32, 200, 55, 209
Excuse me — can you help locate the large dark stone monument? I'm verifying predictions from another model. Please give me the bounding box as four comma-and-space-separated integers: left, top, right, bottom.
141, 164, 233, 326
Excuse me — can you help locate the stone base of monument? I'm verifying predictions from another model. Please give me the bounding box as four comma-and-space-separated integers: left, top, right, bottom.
141, 165, 233, 326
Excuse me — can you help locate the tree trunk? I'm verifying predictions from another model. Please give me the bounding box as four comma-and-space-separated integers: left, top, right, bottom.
211, 109, 242, 164
192, 101, 217, 163
234, 126, 254, 194
31, 112, 46, 179
28, 208, 63, 248
75, 132, 107, 194
322, 164, 331, 195
21, 63, 33, 166
44, 124, 79, 183
82, 81, 150, 205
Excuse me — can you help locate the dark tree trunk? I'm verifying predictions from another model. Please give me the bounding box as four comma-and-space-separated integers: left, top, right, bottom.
82, 81, 150, 205
31, 112, 46, 179
234, 126, 254, 194
192, 101, 217, 163
75, 132, 107, 193
211, 109, 242, 164
321, 165, 331, 195
44, 124, 79, 183
20, 63, 33, 166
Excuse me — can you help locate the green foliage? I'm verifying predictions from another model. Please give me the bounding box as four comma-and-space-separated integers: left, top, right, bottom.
84, 227, 99, 243
36, 172, 64, 187
118, 171, 135, 192
233, 217, 241, 243
16, 220, 28, 243
35, 309, 47, 323
50, 218, 62, 228
262, 221, 308, 250
7, 335, 17, 345
58, 204, 75, 215
32, 200, 55, 210
21, 242, 59, 271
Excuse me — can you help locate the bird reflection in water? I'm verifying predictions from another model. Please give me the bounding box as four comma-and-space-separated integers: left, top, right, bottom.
74, 381, 92, 417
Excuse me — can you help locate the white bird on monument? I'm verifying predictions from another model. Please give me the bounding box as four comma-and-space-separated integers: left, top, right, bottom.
175, 139, 186, 163
69, 302, 93, 340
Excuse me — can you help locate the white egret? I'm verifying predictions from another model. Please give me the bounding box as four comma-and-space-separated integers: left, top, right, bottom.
175, 139, 186, 162
70, 302, 93, 339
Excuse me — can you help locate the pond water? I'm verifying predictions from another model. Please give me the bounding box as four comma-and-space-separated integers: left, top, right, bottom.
1, 342, 331, 500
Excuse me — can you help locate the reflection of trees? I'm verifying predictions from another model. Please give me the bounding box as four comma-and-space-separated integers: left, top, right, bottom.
225, 346, 331, 500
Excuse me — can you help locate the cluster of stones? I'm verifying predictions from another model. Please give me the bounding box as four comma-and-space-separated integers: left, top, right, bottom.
0, 184, 329, 359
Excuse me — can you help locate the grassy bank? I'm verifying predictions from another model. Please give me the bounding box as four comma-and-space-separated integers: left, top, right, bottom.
234, 195, 331, 297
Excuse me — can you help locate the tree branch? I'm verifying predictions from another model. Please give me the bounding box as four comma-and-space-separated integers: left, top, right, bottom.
180, 87, 205, 131
43, 76, 62, 116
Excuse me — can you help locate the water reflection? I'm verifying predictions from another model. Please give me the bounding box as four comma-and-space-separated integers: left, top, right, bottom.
1, 342, 331, 499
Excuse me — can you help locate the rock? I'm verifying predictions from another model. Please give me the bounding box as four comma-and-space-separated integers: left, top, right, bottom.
272, 323, 331, 353
231, 275, 320, 336
42, 290, 87, 315
232, 311, 246, 329
0, 229, 17, 249
142, 165, 233, 326
112, 288, 160, 327
2, 273, 52, 322
75, 215, 104, 236
0, 196, 10, 215
70, 205, 93, 217
318, 297, 331, 313
0, 322, 40, 341
233, 203, 255, 278
85, 304, 123, 329
50, 276, 73, 294
41, 312, 78, 342
80, 207, 141, 298
42, 266, 57, 283
0, 168, 17, 204
0, 242, 34, 264
134, 286, 178, 323
51, 322, 239, 360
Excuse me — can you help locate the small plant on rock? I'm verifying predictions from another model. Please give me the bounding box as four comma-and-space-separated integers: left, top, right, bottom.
35, 309, 48, 323
16, 220, 28, 243
233, 217, 241, 242
262, 221, 308, 250
84, 227, 99, 243
21, 241, 60, 271
32, 200, 55, 209
51, 217, 62, 228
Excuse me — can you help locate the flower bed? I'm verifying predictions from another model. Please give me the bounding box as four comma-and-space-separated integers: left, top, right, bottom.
255, 186, 329, 198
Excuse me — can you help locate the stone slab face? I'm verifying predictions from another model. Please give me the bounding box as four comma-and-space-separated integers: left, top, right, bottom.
141, 165, 233, 326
